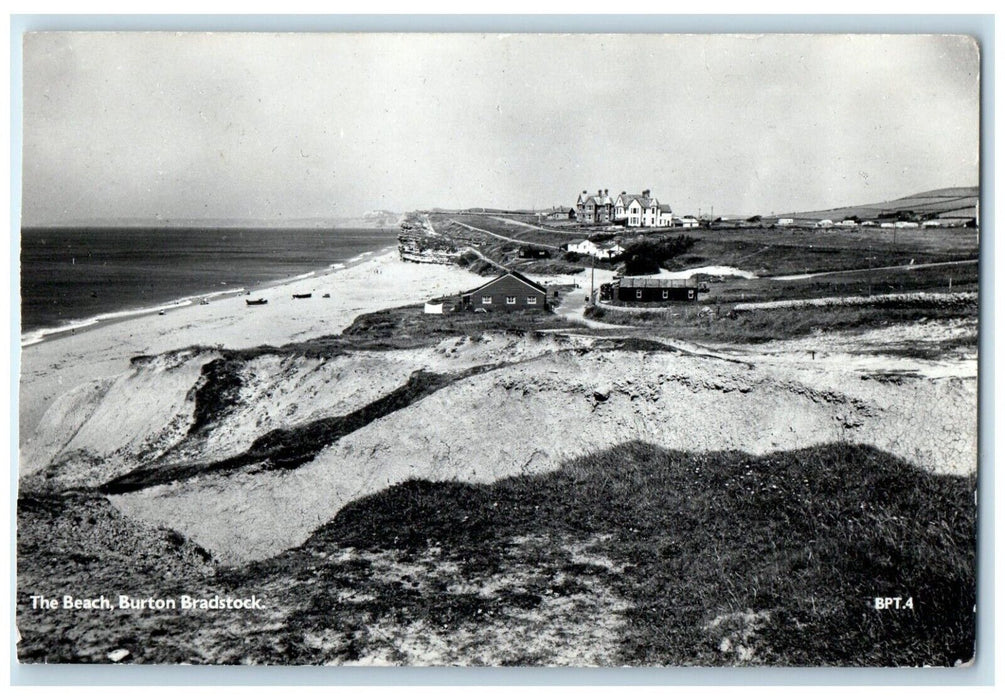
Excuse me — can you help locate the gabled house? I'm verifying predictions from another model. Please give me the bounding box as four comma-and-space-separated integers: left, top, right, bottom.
460, 270, 549, 311
576, 189, 615, 224
615, 190, 660, 227
542, 206, 575, 221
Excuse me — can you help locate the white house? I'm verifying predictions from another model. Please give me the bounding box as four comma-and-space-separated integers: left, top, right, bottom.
675, 216, 699, 229
566, 239, 624, 260
615, 190, 660, 227
776, 218, 794, 226
880, 222, 896, 229
894, 221, 920, 229
837, 220, 858, 227
815, 219, 834, 228
657, 203, 674, 227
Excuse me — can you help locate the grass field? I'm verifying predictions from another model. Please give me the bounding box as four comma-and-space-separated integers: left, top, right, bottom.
700, 261, 978, 306
587, 294, 978, 351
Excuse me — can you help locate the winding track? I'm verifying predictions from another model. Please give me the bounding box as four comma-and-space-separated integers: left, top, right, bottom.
449, 218, 563, 250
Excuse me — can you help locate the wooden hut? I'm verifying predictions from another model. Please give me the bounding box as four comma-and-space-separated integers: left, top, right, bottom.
615, 276, 703, 304
460, 271, 549, 311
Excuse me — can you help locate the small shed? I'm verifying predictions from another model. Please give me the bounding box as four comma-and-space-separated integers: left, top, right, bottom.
519, 246, 551, 259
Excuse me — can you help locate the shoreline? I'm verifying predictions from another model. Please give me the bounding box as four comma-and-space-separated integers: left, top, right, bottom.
20, 246, 395, 348
18, 248, 487, 441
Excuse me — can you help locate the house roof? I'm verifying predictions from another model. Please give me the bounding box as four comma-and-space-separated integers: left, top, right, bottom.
619, 276, 698, 289
462, 270, 548, 296
658, 203, 673, 213
618, 193, 656, 209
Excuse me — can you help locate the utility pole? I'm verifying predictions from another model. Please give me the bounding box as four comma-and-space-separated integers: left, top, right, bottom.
590, 255, 595, 304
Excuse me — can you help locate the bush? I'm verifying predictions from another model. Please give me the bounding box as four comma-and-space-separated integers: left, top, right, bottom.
621, 234, 697, 275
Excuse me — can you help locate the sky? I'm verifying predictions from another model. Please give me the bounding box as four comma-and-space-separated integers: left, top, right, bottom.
21, 32, 980, 225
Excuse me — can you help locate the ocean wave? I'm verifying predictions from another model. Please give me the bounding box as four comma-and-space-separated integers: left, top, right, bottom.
19, 290, 248, 347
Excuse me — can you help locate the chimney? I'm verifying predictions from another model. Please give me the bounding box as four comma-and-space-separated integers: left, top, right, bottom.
604, 189, 609, 196
598, 189, 602, 196
621, 191, 626, 195
643, 189, 651, 198
582, 190, 587, 195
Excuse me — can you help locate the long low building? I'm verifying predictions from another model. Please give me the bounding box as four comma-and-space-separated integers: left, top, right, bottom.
614, 276, 705, 303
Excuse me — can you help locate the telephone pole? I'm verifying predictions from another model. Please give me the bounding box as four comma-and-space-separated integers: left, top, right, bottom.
590, 255, 595, 304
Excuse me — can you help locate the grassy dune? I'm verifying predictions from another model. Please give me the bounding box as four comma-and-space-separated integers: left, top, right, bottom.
290, 441, 975, 666
17, 442, 976, 665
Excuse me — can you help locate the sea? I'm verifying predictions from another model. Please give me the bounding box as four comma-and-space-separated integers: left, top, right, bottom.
20, 226, 401, 346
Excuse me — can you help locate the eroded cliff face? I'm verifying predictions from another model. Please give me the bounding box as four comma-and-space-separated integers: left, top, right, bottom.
20, 328, 977, 565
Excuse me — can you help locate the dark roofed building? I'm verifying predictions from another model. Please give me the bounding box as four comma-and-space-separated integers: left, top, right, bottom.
576, 189, 614, 224
460, 271, 549, 311
615, 276, 703, 303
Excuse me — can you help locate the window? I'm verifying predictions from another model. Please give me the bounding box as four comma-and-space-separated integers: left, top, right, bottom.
506, 296, 517, 305
662, 290, 669, 299
688, 289, 695, 300
636, 290, 643, 299
482, 296, 492, 305
527, 296, 537, 305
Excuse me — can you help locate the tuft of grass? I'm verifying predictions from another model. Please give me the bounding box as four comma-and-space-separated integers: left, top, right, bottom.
188, 357, 246, 434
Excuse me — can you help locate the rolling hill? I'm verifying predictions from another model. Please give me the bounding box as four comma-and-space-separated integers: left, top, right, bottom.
779, 186, 978, 223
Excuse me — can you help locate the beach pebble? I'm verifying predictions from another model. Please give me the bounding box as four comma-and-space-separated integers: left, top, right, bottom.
107, 648, 131, 663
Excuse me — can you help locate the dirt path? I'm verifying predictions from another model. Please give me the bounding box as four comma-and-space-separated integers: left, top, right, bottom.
733, 290, 976, 311
449, 218, 563, 250
770, 258, 978, 281
488, 215, 567, 234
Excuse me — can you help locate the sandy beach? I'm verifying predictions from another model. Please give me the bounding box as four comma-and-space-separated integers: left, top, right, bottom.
18, 251, 486, 442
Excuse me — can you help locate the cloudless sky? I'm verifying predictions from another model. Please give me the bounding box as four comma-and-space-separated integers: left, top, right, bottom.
21, 32, 979, 225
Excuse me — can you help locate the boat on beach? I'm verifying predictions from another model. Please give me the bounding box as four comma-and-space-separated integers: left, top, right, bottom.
245, 298, 268, 306
292, 293, 312, 299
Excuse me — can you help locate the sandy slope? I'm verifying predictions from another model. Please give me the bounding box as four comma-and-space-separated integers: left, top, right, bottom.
18, 251, 486, 441
104, 341, 975, 564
